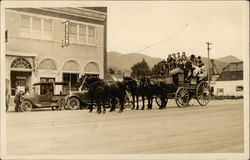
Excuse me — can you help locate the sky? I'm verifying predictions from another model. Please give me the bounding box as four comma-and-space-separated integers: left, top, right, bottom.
107, 2, 248, 60
2, 1, 248, 60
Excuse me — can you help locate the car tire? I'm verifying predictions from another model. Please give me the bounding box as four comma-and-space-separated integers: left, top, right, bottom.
67, 97, 80, 110
20, 101, 32, 112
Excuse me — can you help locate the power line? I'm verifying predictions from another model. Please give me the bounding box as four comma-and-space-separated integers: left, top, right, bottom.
127, 24, 189, 53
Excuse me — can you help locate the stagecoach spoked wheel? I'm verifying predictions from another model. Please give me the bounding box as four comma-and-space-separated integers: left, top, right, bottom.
196, 81, 210, 106
67, 97, 80, 110
20, 101, 32, 112
175, 87, 190, 108
155, 95, 168, 108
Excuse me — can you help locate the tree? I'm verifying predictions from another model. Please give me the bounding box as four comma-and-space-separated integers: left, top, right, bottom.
109, 68, 115, 74
131, 59, 151, 77
151, 60, 167, 75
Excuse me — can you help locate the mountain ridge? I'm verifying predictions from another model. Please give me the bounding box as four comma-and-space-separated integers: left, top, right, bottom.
107, 51, 241, 76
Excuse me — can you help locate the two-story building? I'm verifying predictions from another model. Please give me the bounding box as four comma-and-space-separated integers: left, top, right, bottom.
211, 61, 243, 97
5, 7, 107, 96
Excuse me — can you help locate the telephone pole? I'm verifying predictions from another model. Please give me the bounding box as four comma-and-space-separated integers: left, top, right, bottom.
206, 42, 212, 83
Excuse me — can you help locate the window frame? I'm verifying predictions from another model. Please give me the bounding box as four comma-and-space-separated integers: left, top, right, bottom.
69, 22, 97, 45
20, 15, 53, 41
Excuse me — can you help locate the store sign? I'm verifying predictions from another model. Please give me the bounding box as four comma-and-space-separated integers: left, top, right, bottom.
16, 76, 26, 80
62, 20, 69, 47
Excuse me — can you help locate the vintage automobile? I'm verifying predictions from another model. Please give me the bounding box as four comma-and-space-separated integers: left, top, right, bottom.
64, 89, 132, 110
63, 89, 91, 110
20, 82, 69, 111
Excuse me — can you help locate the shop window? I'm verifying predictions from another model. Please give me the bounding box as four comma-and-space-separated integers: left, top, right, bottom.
236, 85, 243, 91
63, 73, 79, 91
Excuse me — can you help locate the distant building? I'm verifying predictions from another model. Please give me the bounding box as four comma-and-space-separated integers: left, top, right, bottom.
211, 61, 243, 96
5, 7, 107, 96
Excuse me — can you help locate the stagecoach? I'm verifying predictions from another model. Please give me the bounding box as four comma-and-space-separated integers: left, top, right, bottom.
152, 73, 211, 108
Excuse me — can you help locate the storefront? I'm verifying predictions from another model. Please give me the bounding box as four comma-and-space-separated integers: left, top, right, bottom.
10, 57, 33, 95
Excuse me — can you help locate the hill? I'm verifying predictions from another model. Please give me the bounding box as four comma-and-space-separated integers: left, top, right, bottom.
216, 55, 242, 63
107, 52, 240, 76
107, 51, 162, 75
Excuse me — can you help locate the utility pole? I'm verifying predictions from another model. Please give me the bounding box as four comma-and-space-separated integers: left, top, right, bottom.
206, 42, 212, 83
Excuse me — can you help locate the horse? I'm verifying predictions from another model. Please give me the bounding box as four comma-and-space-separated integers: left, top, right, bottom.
139, 76, 167, 110
81, 75, 109, 114
123, 76, 140, 110
108, 81, 127, 112
138, 76, 156, 110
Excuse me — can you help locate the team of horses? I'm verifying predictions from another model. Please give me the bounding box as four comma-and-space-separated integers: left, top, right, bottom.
77, 75, 167, 114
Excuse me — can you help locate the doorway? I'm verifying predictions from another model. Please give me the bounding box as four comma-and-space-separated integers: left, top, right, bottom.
10, 71, 32, 96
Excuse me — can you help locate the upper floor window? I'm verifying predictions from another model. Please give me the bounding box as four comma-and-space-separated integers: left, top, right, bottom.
20, 15, 53, 40
79, 24, 87, 44
69, 22, 96, 45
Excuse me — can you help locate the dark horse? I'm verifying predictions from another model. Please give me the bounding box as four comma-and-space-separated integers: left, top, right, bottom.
139, 76, 166, 110
108, 81, 127, 112
78, 75, 127, 113
79, 75, 109, 114
123, 76, 140, 110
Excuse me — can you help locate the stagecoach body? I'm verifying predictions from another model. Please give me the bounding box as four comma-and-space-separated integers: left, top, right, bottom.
152, 73, 211, 108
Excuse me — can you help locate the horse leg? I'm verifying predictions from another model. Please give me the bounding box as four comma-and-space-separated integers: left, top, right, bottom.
147, 96, 152, 110
110, 97, 115, 112
141, 95, 145, 110
102, 98, 106, 114
132, 95, 135, 110
118, 97, 124, 113
136, 95, 139, 110
96, 99, 101, 114
89, 98, 93, 112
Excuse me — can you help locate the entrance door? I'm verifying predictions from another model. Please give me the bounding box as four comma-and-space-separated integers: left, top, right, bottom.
10, 71, 32, 96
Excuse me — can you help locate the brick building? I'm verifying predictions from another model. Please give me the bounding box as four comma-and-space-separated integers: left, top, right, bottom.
5, 7, 107, 96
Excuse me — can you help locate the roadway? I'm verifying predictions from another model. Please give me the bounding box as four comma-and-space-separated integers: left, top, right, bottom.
5, 99, 244, 155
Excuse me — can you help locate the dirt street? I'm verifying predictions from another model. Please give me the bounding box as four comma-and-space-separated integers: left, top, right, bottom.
6, 99, 244, 155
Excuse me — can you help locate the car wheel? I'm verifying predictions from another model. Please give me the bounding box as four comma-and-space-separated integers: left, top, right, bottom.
20, 101, 32, 112
67, 97, 80, 110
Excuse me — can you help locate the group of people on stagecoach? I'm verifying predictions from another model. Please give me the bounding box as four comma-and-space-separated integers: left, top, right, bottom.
160, 52, 208, 82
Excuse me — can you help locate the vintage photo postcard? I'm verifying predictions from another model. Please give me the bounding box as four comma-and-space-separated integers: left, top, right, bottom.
0, 1, 249, 160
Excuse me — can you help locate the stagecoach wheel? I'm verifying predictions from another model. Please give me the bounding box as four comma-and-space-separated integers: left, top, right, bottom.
196, 81, 210, 106
175, 87, 190, 108
155, 95, 168, 107
67, 97, 80, 110
20, 101, 32, 112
